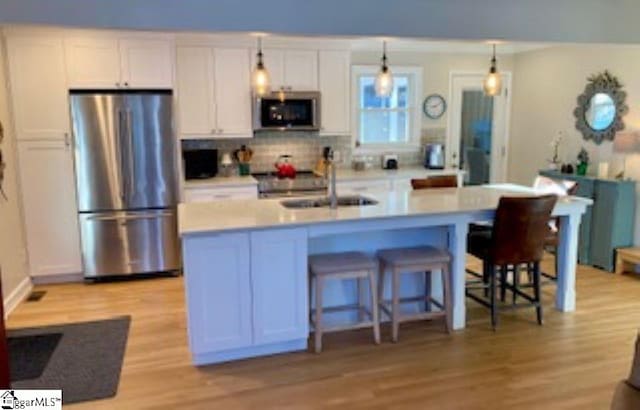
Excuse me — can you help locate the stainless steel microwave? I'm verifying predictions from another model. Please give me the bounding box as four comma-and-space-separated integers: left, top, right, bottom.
253, 91, 321, 131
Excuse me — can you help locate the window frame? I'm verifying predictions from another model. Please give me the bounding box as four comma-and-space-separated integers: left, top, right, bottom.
351, 65, 423, 153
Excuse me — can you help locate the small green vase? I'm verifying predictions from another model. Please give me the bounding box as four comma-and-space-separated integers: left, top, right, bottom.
576, 162, 588, 176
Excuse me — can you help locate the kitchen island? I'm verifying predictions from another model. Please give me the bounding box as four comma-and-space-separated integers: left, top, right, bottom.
178, 185, 591, 365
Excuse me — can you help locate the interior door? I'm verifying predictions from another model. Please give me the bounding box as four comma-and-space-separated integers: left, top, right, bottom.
447, 72, 511, 184
123, 92, 177, 209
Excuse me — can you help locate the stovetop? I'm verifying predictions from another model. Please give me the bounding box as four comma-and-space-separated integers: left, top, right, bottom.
252, 170, 327, 197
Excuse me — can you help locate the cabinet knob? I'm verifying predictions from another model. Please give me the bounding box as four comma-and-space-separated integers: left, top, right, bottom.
115, 82, 120, 87
211, 129, 216, 134
64, 133, 71, 147
218, 129, 224, 134
124, 82, 129, 87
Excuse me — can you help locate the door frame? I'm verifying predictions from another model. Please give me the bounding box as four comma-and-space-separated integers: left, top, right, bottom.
446, 71, 513, 183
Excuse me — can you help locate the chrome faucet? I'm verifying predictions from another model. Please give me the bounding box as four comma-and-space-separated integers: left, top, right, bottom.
325, 147, 338, 209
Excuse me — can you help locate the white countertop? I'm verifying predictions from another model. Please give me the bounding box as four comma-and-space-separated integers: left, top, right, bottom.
336, 166, 463, 181
178, 184, 592, 236
184, 175, 258, 189
182, 166, 461, 189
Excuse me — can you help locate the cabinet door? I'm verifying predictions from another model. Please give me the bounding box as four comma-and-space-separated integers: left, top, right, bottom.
17, 140, 82, 276
119, 38, 174, 88
283, 50, 318, 90
176, 47, 216, 135
6, 36, 70, 141
251, 228, 309, 344
590, 182, 617, 270
64, 37, 121, 88
213, 48, 252, 138
319, 50, 350, 135
251, 48, 285, 91
183, 233, 252, 353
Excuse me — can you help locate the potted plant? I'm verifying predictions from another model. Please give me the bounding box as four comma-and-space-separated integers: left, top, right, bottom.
547, 132, 563, 170
577, 147, 590, 176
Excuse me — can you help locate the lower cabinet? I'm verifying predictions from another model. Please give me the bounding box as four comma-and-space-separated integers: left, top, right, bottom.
251, 228, 308, 344
183, 227, 309, 362
17, 140, 83, 276
336, 179, 392, 195
183, 233, 253, 353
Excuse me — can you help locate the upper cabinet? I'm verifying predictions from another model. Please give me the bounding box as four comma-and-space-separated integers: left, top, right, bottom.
6, 36, 71, 141
319, 50, 351, 135
65, 36, 174, 89
252, 49, 318, 91
177, 46, 252, 139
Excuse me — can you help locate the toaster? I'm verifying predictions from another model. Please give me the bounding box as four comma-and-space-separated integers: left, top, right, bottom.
382, 154, 399, 170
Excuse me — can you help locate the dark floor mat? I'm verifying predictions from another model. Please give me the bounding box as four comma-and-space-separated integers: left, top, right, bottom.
8, 333, 62, 381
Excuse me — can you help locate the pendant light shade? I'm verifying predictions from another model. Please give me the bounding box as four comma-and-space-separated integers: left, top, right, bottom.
483, 44, 502, 96
375, 41, 394, 97
252, 37, 270, 96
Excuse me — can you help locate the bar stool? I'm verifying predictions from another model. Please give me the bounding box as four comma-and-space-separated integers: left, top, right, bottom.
377, 246, 452, 342
466, 194, 557, 329
309, 252, 380, 353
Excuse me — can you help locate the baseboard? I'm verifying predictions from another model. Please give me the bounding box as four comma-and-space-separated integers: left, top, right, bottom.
31, 272, 84, 285
4, 276, 32, 318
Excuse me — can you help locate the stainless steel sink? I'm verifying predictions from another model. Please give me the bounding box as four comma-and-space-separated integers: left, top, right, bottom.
280, 195, 378, 209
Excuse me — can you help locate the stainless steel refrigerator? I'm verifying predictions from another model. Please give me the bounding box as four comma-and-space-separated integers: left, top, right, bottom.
70, 90, 180, 278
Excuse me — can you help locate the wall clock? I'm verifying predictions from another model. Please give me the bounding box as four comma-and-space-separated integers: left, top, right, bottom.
423, 94, 447, 119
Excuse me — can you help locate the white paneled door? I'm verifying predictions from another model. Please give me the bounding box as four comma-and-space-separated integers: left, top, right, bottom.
319, 50, 350, 135
64, 37, 121, 88
213, 48, 252, 138
119, 38, 174, 88
176, 46, 216, 135
17, 140, 82, 276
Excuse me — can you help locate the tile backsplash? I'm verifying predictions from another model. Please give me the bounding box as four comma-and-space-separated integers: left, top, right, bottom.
181, 128, 446, 174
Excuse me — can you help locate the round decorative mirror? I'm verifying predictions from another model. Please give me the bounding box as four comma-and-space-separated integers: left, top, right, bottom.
574, 71, 628, 144
585, 93, 616, 131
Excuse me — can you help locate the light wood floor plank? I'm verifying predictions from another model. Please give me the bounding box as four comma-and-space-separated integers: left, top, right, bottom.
6, 255, 640, 409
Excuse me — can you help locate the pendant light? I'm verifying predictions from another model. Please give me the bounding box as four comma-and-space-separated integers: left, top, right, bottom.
375, 41, 393, 97
252, 37, 270, 96
483, 44, 502, 96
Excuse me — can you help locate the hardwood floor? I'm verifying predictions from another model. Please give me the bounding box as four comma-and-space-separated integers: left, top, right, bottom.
7, 256, 640, 409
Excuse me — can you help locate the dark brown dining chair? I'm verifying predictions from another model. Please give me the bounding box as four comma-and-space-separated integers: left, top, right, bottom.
466, 195, 558, 329
411, 175, 458, 190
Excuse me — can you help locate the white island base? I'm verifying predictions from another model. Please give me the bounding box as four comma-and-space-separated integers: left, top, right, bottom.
179, 185, 591, 365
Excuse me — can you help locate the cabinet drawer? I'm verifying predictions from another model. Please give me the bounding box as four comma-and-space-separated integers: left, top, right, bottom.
184, 186, 258, 203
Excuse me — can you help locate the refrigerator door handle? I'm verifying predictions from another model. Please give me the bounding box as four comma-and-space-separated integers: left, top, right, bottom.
125, 109, 135, 190
84, 211, 174, 222
116, 110, 126, 202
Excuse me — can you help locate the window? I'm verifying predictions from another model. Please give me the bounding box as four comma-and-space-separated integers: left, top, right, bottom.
352, 65, 422, 151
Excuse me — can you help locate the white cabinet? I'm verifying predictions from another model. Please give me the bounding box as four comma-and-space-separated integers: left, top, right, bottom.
251, 228, 308, 344
337, 179, 392, 195
17, 141, 82, 276
119, 38, 174, 88
176, 47, 215, 135
183, 233, 253, 353
183, 186, 257, 203
177, 46, 252, 139
213, 48, 252, 137
283, 50, 318, 90
319, 50, 350, 135
6, 36, 70, 141
64, 36, 174, 89
64, 37, 121, 88
252, 49, 318, 91
183, 227, 309, 362
392, 178, 413, 192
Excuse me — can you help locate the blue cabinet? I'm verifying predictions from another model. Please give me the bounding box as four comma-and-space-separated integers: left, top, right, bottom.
540, 170, 636, 272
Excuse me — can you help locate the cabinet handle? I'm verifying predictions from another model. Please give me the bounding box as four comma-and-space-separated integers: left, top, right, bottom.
64, 133, 71, 148
211, 129, 216, 134
218, 129, 224, 134
115, 82, 120, 87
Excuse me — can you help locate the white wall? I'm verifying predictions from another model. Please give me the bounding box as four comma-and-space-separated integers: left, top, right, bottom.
0, 40, 30, 311
508, 44, 640, 242
351, 49, 514, 132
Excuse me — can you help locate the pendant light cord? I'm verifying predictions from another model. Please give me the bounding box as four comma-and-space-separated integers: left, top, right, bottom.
256, 37, 264, 68
381, 41, 389, 72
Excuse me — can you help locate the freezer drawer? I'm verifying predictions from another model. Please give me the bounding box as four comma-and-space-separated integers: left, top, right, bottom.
79, 209, 181, 277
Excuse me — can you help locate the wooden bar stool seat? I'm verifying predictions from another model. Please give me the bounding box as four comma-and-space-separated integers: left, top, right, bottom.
309, 252, 381, 353
377, 246, 452, 342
